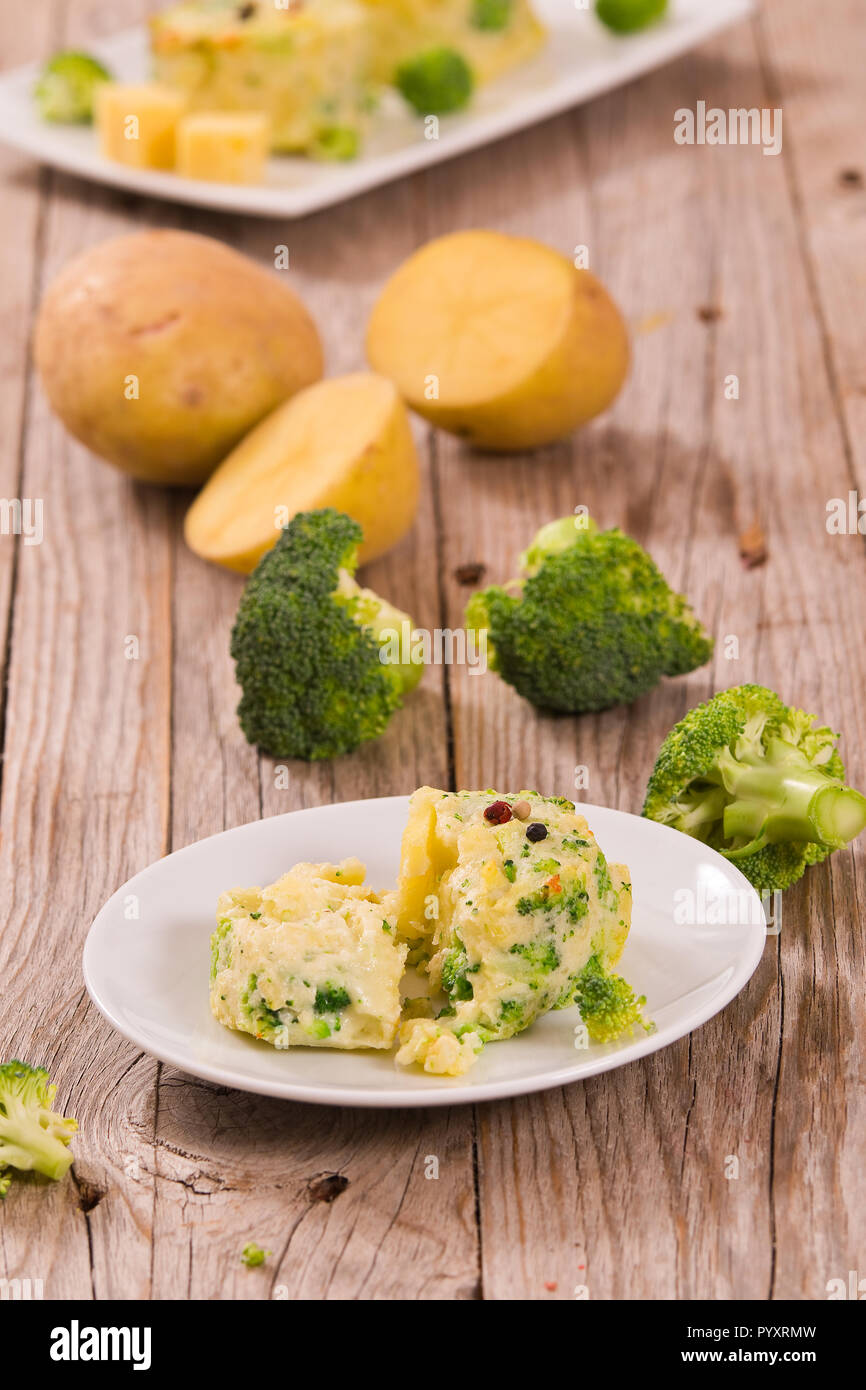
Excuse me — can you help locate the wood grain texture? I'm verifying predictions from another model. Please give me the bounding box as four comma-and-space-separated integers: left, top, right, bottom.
0, 0, 862, 1301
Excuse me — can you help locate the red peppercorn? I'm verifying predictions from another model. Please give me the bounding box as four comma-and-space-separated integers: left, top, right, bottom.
483, 800, 512, 825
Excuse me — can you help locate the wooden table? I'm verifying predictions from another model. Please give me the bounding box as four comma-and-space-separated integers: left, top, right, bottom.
1, 0, 863, 1301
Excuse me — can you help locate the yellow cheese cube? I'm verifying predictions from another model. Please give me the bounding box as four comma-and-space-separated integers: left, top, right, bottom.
176, 111, 270, 184
95, 83, 187, 170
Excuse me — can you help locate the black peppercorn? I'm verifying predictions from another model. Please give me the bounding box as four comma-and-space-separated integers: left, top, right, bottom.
526, 822, 547, 842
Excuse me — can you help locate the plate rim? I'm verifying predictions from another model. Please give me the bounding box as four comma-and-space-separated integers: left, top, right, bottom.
82, 794, 768, 1108
0, 0, 756, 219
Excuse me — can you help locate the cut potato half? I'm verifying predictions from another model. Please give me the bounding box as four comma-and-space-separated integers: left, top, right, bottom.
366, 230, 629, 451
184, 372, 420, 571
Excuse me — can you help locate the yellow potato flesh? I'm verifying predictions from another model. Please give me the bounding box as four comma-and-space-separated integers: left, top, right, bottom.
184, 372, 420, 571
366, 229, 630, 450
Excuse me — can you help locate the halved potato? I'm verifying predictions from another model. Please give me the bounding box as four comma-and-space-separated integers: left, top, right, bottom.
366, 229, 629, 451
184, 372, 420, 571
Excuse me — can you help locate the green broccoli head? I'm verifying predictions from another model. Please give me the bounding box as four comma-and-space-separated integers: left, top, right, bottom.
395, 47, 475, 116
596, 0, 668, 35
0, 1061, 77, 1185
643, 684, 866, 891
230, 509, 423, 761
34, 50, 111, 123
465, 515, 713, 714
572, 953, 649, 1043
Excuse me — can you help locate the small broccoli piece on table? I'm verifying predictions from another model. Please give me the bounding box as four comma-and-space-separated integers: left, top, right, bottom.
643, 684, 866, 891
34, 51, 112, 123
395, 47, 475, 116
0, 1061, 77, 1185
466, 515, 712, 714
240, 1243, 270, 1268
572, 952, 649, 1042
230, 509, 423, 760
596, 0, 668, 35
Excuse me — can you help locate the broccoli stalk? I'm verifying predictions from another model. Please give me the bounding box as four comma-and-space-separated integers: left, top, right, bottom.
231, 509, 423, 760
466, 514, 712, 714
0, 1061, 77, 1184
643, 685, 866, 890
717, 740, 866, 856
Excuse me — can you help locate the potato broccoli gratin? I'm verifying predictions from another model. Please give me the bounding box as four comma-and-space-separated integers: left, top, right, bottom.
360, 0, 546, 87
389, 787, 645, 1074
208, 790, 648, 1075
150, 0, 372, 156
210, 859, 407, 1049
149, 0, 545, 157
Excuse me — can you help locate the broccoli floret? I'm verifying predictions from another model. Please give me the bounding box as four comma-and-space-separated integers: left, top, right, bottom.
240, 1243, 270, 1267
314, 984, 351, 1014
596, 0, 668, 34
643, 685, 866, 891
572, 953, 649, 1043
510, 938, 560, 973
312, 126, 360, 161
230, 509, 423, 760
34, 51, 111, 123
466, 515, 712, 714
440, 946, 476, 1001
471, 0, 512, 29
0, 1061, 77, 1184
395, 47, 475, 116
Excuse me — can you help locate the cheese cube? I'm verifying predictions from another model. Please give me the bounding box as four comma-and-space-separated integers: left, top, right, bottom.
96, 83, 187, 170
177, 111, 269, 184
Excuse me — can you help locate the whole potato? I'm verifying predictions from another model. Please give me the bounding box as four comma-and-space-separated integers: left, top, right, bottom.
34, 230, 324, 485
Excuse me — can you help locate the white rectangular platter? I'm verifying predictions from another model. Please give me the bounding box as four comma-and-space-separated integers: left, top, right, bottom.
0, 0, 753, 218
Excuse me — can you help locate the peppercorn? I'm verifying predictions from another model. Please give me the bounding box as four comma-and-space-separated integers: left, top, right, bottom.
512, 799, 531, 821
483, 800, 512, 825
526, 822, 548, 842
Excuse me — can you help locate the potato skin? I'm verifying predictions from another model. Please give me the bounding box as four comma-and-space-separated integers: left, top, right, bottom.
34, 230, 323, 485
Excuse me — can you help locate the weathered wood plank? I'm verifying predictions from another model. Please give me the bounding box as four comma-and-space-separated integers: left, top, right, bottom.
1, 0, 862, 1303
0, 0, 176, 1301
155, 193, 479, 1299
428, 8, 865, 1299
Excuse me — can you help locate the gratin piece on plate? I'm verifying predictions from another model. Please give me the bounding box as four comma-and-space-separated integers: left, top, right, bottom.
388, 787, 646, 1074
360, 0, 546, 87
210, 859, 407, 1050
150, 0, 372, 156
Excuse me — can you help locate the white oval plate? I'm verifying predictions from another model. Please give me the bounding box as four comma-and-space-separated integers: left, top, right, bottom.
0, 0, 753, 219
83, 796, 768, 1107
